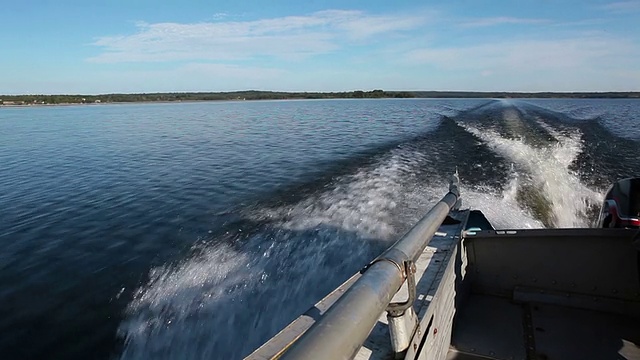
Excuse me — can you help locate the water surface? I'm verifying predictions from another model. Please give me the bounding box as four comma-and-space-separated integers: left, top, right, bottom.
1, 98, 639, 359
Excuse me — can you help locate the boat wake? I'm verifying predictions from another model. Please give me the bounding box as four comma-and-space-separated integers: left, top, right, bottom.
118, 100, 610, 359
118, 145, 446, 359
462, 119, 601, 228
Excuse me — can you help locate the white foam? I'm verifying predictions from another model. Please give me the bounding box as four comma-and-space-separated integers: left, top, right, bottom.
119, 111, 606, 359
462, 121, 602, 227
118, 147, 439, 359
255, 147, 435, 240
119, 243, 256, 358
463, 176, 544, 229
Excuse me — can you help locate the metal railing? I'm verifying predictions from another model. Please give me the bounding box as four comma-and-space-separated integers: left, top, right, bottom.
280, 174, 461, 360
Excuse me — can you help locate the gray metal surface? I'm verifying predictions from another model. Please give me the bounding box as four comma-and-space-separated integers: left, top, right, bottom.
447, 294, 527, 360
408, 230, 465, 360
387, 308, 418, 354
445, 228, 640, 360
389, 192, 460, 264
513, 286, 640, 318
281, 260, 404, 360
247, 274, 362, 359
530, 303, 640, 360
446, 294, 640, 360
356, 216, 467, 360
465, 228, 640, 302
280, 182, 460, 360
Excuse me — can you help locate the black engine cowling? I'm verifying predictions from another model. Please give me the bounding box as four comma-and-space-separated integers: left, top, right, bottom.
598, 178, 640, 228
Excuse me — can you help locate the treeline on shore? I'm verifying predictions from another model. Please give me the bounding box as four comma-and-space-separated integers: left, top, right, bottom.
0, 90, 413, 105
1, 90, 639, 105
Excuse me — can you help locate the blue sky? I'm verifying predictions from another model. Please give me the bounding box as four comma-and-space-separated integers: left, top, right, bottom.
1, 0, 639, 94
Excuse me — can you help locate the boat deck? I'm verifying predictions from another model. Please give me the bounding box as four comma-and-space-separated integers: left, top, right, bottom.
247, 211, 640, 360
447, 293, 640, 360
448, 227, 640, 360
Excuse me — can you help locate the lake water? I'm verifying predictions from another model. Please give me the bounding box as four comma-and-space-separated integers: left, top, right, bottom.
1, 98, 639, 359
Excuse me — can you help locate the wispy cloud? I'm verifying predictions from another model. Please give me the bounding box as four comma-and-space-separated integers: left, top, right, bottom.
178, 63, 286, 79
405, 36, 638, 71
212, 12, 229, 20
89, 10, 428, 63
401, 34, 640, 91
459, 16, 548, 28
600, 1, 640, 12
550, 18, 610, 28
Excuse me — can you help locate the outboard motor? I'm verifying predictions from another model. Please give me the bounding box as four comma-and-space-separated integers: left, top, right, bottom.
598, 178, 640, 228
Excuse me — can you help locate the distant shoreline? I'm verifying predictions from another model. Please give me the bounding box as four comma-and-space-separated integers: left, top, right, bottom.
1, 90, 639, 107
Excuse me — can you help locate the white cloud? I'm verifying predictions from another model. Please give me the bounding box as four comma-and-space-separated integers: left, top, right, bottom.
460, 16, 548, 28
212, 13, 229, 20
403, 35, 640, 91
177, 63, 286, 79
333, 12, 427, 39
88, 10, 428, 63
405, 36, 637, 71
70, 7, 640, 93
600, 1, 640, 12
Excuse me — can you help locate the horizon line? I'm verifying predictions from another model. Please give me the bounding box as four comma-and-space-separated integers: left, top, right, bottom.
2, 89, 640, 97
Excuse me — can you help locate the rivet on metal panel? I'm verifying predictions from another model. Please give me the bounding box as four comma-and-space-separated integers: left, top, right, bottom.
612, 289, 618, 294
433, 328, 438, 335
570, 282, 576, 288
471, 348, 476, 352
532, 278, 537, 283
490, 351, 495, 356
552, 280, 557, 285
413, 343, 417, 351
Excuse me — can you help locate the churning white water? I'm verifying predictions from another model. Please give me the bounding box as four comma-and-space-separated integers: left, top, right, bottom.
462, 118, 601, 228
119, 105, 606, 359
118, 147, 442, 359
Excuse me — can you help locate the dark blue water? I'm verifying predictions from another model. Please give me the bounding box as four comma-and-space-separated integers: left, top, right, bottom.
1, 98, 639, 359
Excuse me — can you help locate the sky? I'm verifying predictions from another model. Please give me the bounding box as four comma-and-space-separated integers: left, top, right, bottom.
1, 0, 640, 94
